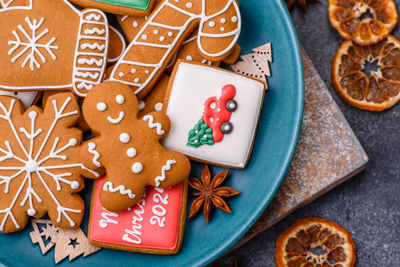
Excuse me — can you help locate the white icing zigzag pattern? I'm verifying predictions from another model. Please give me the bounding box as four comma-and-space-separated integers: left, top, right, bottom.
84, 28, 105, 35
88, 142, 101, 167
80, 43, 106, 51
143, 115, 164, 135
155, 159, 177, 187
0, 96, 99, 232
72, 9, 108, 97
103, 181, 136, 199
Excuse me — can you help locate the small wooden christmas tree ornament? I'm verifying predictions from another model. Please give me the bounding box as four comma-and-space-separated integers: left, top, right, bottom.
29, 219, 101, 264
230, 43, 272, 89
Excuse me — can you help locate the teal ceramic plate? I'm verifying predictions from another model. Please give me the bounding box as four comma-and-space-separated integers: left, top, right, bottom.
0, 0, 304, 266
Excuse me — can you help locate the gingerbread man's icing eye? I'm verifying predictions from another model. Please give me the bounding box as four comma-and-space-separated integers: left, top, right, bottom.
97, 102, 107, 112
116, 95, 125, 105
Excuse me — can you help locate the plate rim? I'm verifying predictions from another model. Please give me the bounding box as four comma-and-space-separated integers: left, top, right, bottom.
197, 1, 305, 265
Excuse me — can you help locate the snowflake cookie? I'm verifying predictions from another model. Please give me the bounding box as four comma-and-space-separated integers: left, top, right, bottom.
81, 81, 191, 212
163, 60, 265, 168
0, 93, 100, 233
0, 0, 109, 97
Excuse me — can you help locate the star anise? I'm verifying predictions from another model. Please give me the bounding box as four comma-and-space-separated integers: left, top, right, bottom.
189, 165, 240, 222
286, 0, 319, 13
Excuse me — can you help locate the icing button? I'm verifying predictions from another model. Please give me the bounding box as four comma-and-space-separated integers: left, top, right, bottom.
141, 34, 148, 40
116, 94, 125, 104
186, 2, 192, 8
133, 21, 139, 28
119, 133, 131, 143
127, 148, 137, 158
209, 21, 216, 27
132, 162, 143, 173
97, 102, 106, 112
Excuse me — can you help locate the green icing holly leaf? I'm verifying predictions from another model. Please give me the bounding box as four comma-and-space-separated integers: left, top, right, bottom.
187, 119, 214, 148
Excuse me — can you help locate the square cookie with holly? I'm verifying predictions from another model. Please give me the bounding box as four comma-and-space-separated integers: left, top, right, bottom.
163, 60, 265, 169
88, 176, 187, 254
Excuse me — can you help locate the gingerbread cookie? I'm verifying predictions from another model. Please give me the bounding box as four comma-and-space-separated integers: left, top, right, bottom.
0, 0, 109, 97
81, 81, 190, 212
138, 73, 170, 117
108, 26, 127, 65
0, 92, 100, 233
109, 0, 242, 98
42, 91, 91, 133
0, 0, 26, 9
118, 13, 241, 72
69, 0, 156, 16
163, 60, 265, 169
89, 177, 187, 254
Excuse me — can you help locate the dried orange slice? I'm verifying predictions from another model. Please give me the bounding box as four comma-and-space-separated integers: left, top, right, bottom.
328, 0, 398, 45
332, 35, 400, 111
275, 217, 356, 267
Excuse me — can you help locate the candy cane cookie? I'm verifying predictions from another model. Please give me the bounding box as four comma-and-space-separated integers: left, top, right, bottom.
110, 0, 241, 98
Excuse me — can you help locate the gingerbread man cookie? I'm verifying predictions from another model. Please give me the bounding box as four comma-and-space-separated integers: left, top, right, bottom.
109, 0, 241, 98
0, 92, 100, 233
81, 81, 190, 212
0, 0, 109, 97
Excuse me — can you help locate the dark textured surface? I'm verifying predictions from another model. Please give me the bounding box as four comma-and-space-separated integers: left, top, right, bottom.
214, 1, 400, 266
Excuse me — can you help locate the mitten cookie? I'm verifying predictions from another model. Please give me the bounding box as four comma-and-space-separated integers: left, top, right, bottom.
89, 177, 187, 254
163, 60, 265, 169
69, 0, 156, 16
0, 0, 26, 9
81, 81, 190, 212
0, 0, 109, 97
109, 0, 241, 98
0, 92, 100, 233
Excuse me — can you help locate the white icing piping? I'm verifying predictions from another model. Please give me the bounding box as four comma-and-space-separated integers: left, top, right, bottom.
107, 111, 124, 124
88, 142, 101, 167
110, 0, 241, 95
99, 207, 119, 228
122, 197, 145, 244
103, 181, 136, 199
143, 115, 164, 135
155, 159, 176, 187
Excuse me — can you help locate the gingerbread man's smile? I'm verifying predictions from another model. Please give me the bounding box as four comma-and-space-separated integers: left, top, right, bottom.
107, 111, 124, 124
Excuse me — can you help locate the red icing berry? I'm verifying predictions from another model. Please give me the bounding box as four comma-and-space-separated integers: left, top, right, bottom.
202, 84, 237, 143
